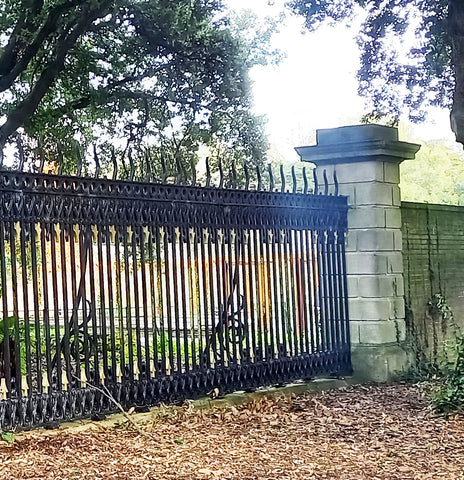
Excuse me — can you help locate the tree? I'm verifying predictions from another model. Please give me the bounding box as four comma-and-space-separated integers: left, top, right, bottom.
0, 1, 274, 177
287, 0, 464, 146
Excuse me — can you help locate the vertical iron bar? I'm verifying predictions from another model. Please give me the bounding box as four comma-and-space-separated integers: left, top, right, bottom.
276, 230, 288, 357
200, 228, 210, 369
114, 227, 126, 380
139, 226, 151, 378
251, 229, 263, 362
148, 226, 159, 376
0, 222, 12, 394
178, 227, 190, 372
96, 226, 109, 383
9, 222, 22, 395
123, 226, 134, 379
59, 225, 71, 387
49, 223, 62, 390
287, 229, 299, 356
162, 226, 174, 375
40, 223, 52, 391
155, 226, 167, 376
20, 222, 32, 394
170, 227, 183, 373
68, 225, 80, 385
130, 226, 142, 378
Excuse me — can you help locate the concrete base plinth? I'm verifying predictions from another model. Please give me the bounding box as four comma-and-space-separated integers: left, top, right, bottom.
350, 344, 413, 382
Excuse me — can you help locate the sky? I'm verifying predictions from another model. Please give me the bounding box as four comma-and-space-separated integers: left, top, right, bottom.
224, 0, 455, 162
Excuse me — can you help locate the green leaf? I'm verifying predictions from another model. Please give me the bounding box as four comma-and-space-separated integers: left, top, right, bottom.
1, 432, 15, 444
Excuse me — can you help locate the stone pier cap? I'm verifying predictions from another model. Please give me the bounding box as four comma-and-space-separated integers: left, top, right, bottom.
295, 124, 420, 165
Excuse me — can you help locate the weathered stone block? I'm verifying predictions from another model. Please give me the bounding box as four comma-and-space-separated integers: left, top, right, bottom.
383, 162, 400, 184
345, 231, 357, 252
349, 321, 361, 344
347, 276, 359, 298
320, 162, 385, 184
385, 207, 402, 228
346, 252, 389, 274
392, 186, 401, 206
393, 230, 403, 251
358, 320, 401, 344
349, 298, 392, 321
351, 344, 413, 382
387, 252, 403, 274
356, 229, 395, 251
392, 274, 404, 296
390, 297, 405, 320
358, 275, 395, 298
355, 183, 394, 206
349, 207, 385, 228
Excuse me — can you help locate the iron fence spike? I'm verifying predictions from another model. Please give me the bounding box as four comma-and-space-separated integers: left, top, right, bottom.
280, 165, 285, 193
111, 146, 118, 180
323, 169, 329, 195
303, 167, 308, 194
231, 159, 237, 189
244, 163, 250, 190
268, 164, 274, 191
218, 158, 224, 189
128, 148, 135, 181
161, 154, 167, 183
291, 165, 297, 194
205, 157, 211, 187
334, 170, 339, 196
93, 144, 101, 179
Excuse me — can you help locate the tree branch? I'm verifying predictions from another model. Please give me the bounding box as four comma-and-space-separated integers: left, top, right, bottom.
0, 0, 90, 93
0, 1, 112, 147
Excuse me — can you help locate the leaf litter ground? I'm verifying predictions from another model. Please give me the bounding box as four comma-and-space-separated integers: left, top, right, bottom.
1, 383, 463, 479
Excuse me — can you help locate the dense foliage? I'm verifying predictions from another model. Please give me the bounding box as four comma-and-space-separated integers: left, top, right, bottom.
434, 334, 464, 415
287, 0, 464, 145
0, 0, 275, 176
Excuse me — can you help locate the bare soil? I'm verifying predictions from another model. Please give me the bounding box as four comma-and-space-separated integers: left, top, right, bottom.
0, 383, 463, 480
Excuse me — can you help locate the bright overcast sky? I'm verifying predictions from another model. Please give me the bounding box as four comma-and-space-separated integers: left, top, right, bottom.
225, 0, 454, 161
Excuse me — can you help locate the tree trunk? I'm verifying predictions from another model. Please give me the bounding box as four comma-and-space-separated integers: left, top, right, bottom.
449, 0, 464, 146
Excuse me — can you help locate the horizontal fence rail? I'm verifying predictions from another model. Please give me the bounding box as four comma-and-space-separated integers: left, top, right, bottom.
0, 170, 351, 430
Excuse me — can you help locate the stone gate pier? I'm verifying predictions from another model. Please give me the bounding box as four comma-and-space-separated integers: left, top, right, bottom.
296, 124, 420, 381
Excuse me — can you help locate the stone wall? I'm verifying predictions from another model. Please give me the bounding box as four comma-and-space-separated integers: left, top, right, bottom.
402, 202, 464, 364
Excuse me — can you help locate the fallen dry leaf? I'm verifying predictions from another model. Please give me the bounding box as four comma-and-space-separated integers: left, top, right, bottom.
0, 383, 463, 480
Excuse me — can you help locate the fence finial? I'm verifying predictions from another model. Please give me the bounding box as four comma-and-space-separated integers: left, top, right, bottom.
280, 165, 285, 193
93, 144, 100, 179
111, 146, 118, 180
231, 159, 237, 189
313, 168, 318, 194
128, 148, 135, 181
145, 148, 152, 183
256, 166, 262, 191
323, 169, 329, 195
244, 163, 250, 190
218, 158, 224, 189
205, 157, 211, 187
291, 165, 297, 193
57, 144, 64, 176
38, 138, 46, 174
160, 154, 167, 183
303, 166, 308, 194
268, 164, 274, 191
334, 170, 339, 196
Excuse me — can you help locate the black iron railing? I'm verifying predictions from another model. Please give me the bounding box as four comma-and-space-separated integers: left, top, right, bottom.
0, 168, 351, 430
